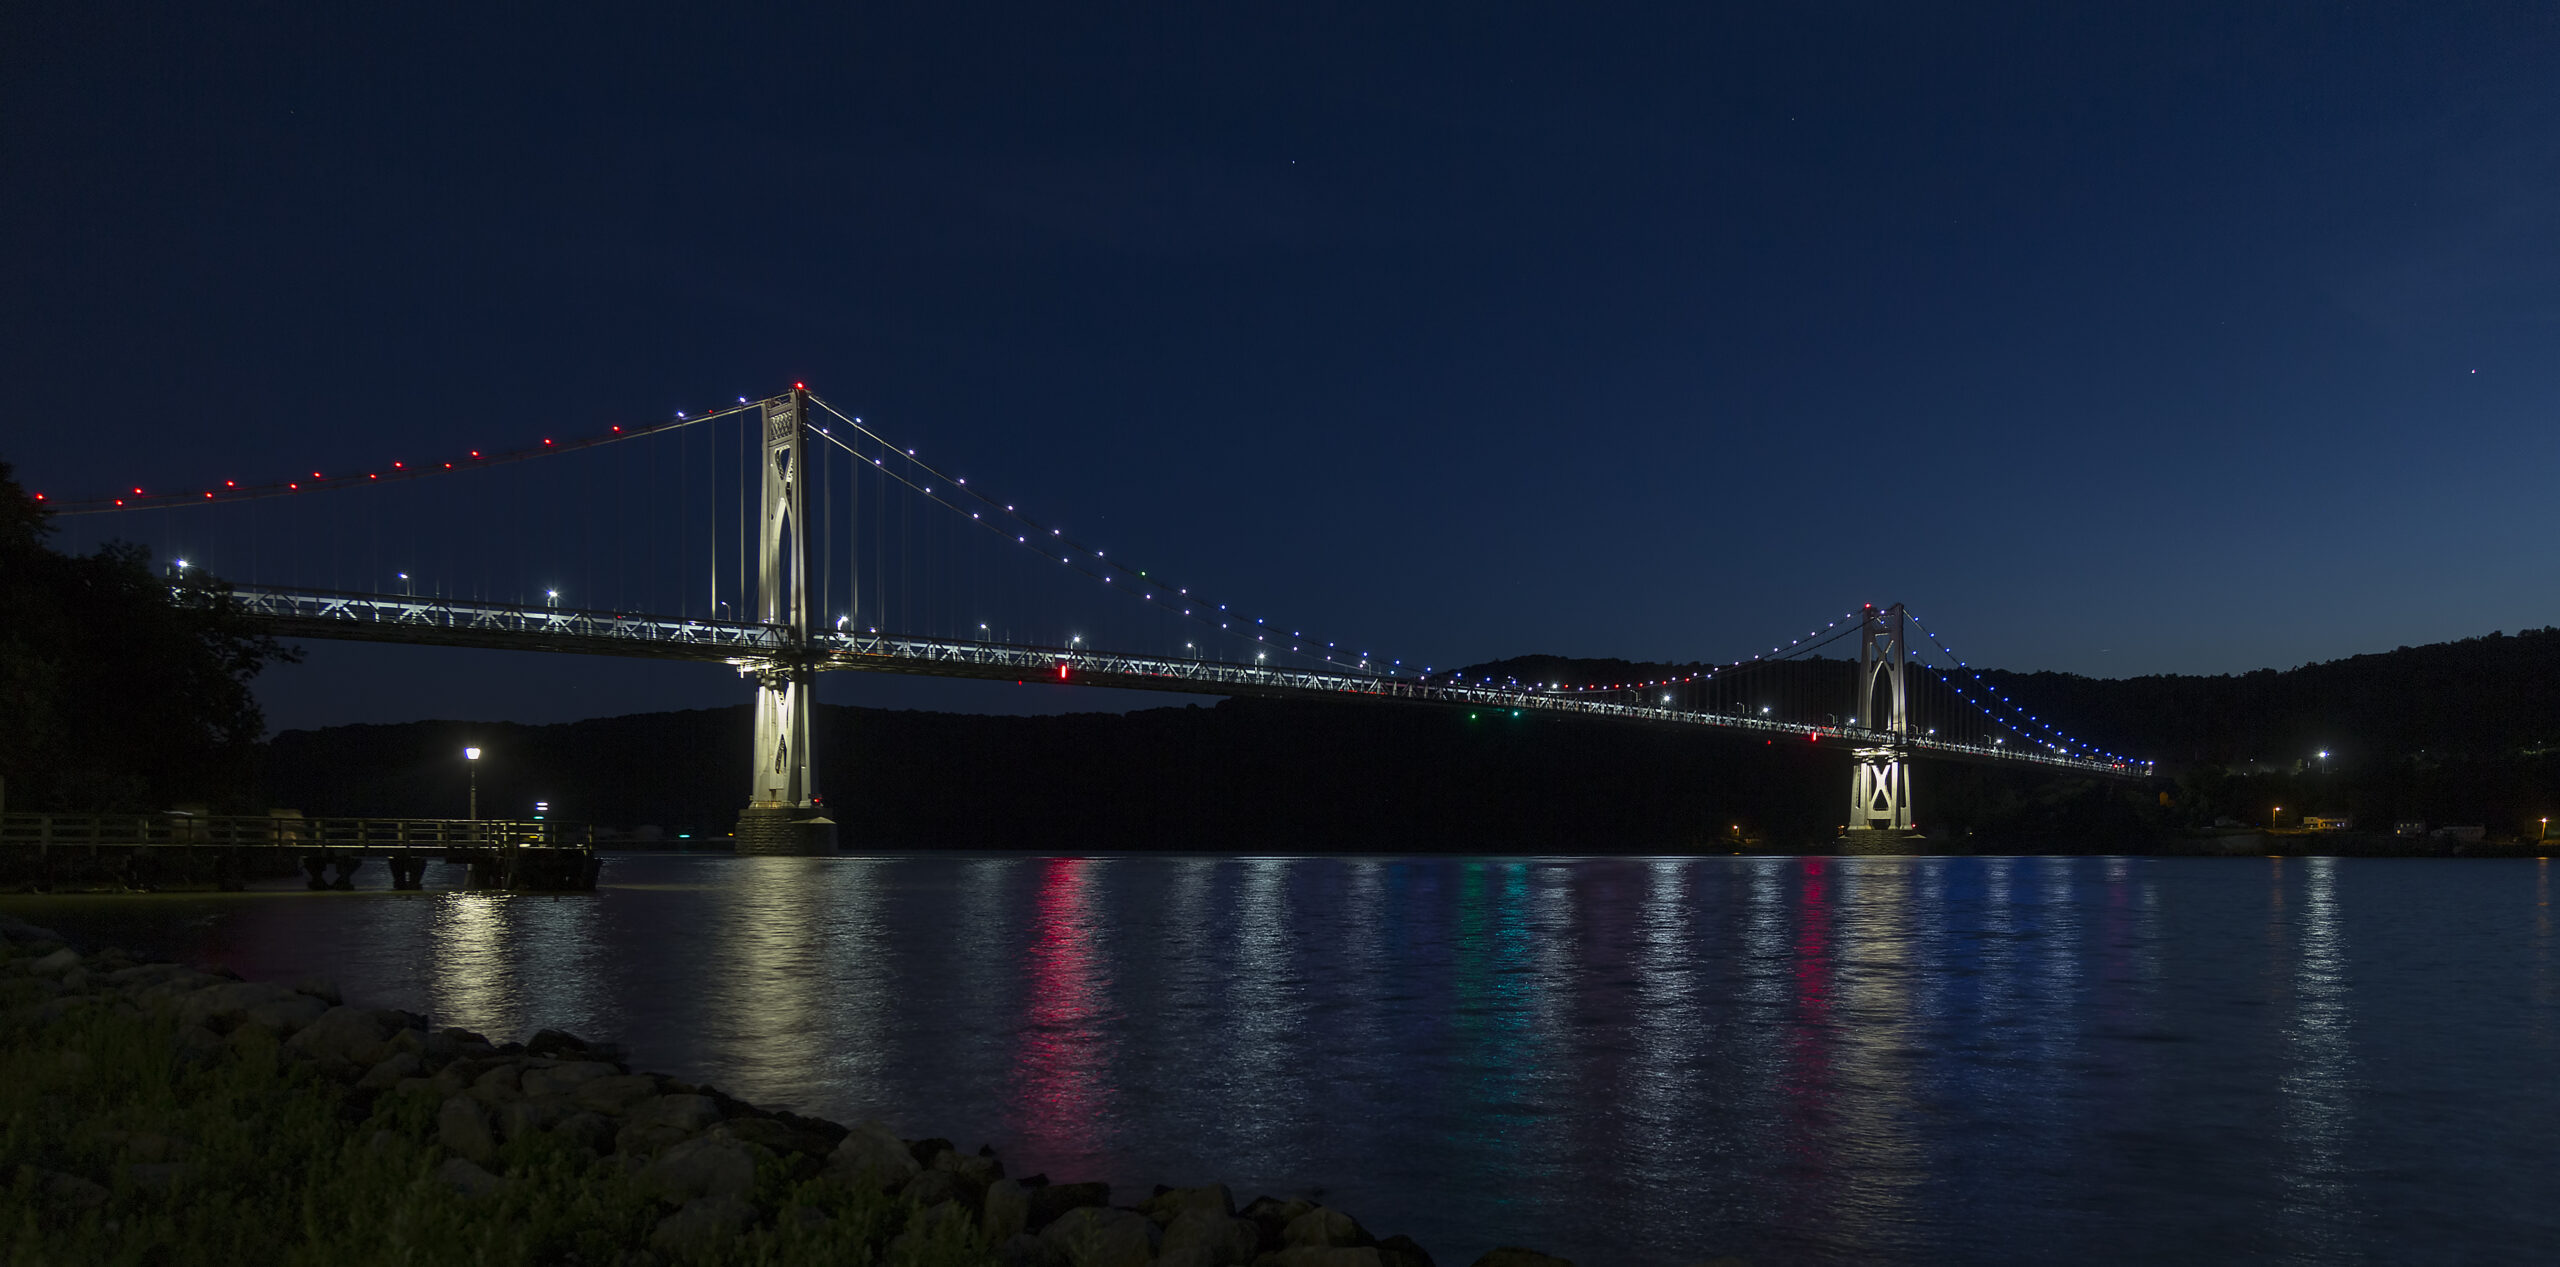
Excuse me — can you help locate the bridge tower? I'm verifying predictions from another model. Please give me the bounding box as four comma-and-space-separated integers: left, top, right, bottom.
734, 387, 837, 854
1847, 603, 1915, 836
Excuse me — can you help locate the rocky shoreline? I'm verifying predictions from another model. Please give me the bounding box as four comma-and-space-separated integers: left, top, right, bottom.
0, 916, 1709, 1267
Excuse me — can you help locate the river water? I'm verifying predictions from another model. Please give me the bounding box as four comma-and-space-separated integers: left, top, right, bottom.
8, 853, 2557, 1264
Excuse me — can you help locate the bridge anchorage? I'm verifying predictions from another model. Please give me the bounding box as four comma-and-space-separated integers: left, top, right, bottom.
1845, 602, 1917, 846
735, 388, 833, 855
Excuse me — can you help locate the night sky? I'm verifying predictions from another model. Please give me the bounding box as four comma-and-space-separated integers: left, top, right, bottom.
7, 4, 2557, 733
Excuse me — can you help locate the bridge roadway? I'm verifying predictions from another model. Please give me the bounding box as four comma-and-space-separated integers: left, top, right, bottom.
209, 583, 2139, 778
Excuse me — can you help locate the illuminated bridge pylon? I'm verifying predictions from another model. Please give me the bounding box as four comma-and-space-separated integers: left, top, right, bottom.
738, 388, 832, 854
1848, 603, 1914, 834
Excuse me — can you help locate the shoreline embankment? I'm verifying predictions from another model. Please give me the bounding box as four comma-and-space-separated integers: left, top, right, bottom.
0, 915, 1676, 1267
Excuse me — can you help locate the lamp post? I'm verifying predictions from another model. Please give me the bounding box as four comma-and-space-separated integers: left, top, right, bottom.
2272, 805, 2282, 830
464, 747, 481, 821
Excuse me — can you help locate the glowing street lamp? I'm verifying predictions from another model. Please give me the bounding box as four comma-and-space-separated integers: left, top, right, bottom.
464, 747, 481, 821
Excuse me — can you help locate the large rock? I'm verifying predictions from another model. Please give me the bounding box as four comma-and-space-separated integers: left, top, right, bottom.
437, 1095, 498, 1166
554, 1112, 620, 1156
899, 1167, 981, 1211
983, 1178, 1030, 1242
824, 1120, 921, 1191
617, 1094, 723, 1155
1025, 1180, 1112, 1233
1242, 1196, 1316, 1248
1160, 1207, 1261, 1265
1377, 1233, 1438, 1267
639, 1131, 767, 1204
712, 1115, 835, 1161
1468, 1251, 1573, 1267
178, 981, 304, 1030
570, 1073, 661, 1115
1285, 1206, 1375, 1249
286, 1006, 397, 1066
651, 1193, 756, 1260
356, 1052, 423, 1090
27, 947, 81, 975
1261, 1251, 1384, 1267
520, 1060, 618, 1099
993, 1232, 1060, 1267
1145, 1182, 1236, 1223
1037, 1205, 1157, 1267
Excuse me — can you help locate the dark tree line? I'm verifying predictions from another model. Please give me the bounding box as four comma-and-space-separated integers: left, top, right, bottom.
0, 463, 293, 812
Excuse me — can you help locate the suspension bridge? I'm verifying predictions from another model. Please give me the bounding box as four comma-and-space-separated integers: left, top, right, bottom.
42, 386, 2149, 852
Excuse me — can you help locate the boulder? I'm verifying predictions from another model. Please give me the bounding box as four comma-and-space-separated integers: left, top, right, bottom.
287, 1006, 396, 1066
1260, 1251, 1383, 1267
242, 992, 331, 1035
907, 1136, 957, 1168
1468, 1251, 1574, 1267
293, 976, 343, 1005
1037, 1205, 1157, 1267
437, 1095, 498, 1166
983, 1177, 1030, 1242
469, 1062, 527, 1105
571, 1073, 662, 1115
435, 1156, 505, 1198
650, 1193, 756, 1260
1242, 1197, 1316, 1249
178, 981, 304, 1030
934, 1148, 1004, 1187
824, 1120, 921, 1191
521, 1060, 619, 1099
1285, 1206, 1375, 1249
28, 947, 81, 975
993, 1232, 1061, 1267
711, 1115, 835, 1161
357, 1052, 424, 1091
555, 1112, 620, 1156
1160, 1207, 1261, 1265
618, 1094, 723, 1155
639, 1131, 767, 1205
899, 1167, 979, 1211
1377, 1233, 1438, 1267
1145, 1182, 1236, 1223
1024, 1179, 1112, 1233
494, 1098, 564, 1142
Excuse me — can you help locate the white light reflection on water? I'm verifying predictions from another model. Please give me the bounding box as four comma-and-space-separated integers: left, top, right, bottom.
18, 855, 2560, 1267
2275, 856, 2358, 1255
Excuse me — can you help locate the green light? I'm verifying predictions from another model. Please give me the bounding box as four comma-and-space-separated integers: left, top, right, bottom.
1511, 710, 1521, 717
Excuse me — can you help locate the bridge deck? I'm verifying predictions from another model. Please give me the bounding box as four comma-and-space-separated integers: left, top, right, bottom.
206, 585, 2142, 779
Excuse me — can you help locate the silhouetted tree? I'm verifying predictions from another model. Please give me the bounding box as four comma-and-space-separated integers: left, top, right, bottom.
0, 462, 294, 811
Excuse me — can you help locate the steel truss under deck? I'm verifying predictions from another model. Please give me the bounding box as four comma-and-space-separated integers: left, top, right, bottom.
193, 583, 2139, 779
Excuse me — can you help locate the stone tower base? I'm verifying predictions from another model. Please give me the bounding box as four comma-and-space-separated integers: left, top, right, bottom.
733, 807, 839, 856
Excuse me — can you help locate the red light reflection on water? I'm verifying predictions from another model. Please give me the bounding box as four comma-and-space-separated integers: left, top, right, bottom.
1780, 857, 1838, 1215
1012, 857, 1114, 1172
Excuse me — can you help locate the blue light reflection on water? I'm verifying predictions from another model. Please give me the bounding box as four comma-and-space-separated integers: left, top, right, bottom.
12, 854, 2560, 1265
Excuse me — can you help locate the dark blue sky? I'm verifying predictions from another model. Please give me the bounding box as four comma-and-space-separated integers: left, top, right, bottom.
8, 3, 2557, 732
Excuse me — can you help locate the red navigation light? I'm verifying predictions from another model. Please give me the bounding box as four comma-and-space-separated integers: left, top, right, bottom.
543, 438, 552, 446
133, 487, 144, 494
368, 473, 377, 479
794, 382, 805, 390
225, 480, 236, 487
32, 493, 42, 500
1058, 664, 1069, 680
204, 492, 213, 498
470, 451, 481, 459
1809, 733, 1819, 742
289, 483, 298, 490
393, 462, 403, 469
612, 426, 621, 433
312, 472, 322, 479
113, 499, 122, 506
